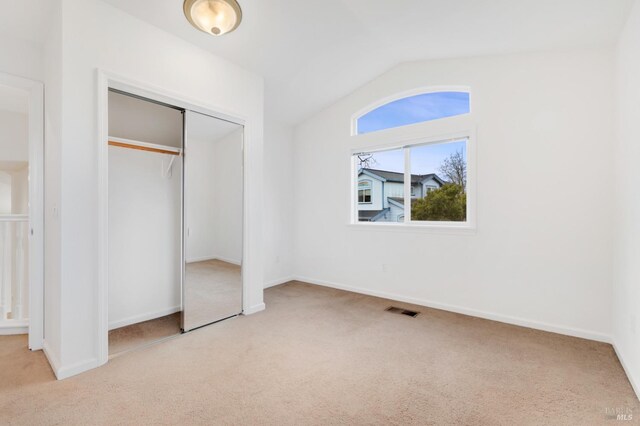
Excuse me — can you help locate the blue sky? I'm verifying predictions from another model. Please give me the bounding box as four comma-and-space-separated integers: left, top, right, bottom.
357, 91, 469, 177
365, 140, 466, 176
357, 91, 470, 135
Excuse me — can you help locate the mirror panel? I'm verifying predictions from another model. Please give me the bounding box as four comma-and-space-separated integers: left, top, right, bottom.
182, 111, 243, 331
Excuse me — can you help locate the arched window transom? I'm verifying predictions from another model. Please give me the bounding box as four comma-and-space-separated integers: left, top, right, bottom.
355, 91, 470, 135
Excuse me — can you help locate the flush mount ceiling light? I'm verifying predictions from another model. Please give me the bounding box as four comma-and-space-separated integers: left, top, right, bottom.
183, 0, 242, 36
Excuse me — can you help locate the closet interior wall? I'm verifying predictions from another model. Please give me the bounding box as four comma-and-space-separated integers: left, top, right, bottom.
107, 91, 183, 331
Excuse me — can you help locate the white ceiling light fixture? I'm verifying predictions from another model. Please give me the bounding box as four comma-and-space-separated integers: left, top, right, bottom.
183, 0, 242, 36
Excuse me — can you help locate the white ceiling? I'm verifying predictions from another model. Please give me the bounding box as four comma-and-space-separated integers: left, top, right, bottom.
0, 84, 28, 114
100, 0, 635, 125
2, 0, 634, 124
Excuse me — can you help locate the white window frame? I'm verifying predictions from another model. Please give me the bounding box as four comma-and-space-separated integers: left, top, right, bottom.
349, 106, 476, 233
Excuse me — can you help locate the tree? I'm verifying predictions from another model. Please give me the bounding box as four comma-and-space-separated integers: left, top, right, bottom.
357, 153, 376, 169
411, 184, 466, 221
438, 150, 466, 191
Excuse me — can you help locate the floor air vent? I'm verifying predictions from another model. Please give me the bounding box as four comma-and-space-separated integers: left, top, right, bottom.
386, 306, 419, 318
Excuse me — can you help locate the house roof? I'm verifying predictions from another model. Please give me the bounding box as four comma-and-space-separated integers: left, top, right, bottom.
358, 209, 388, 221
360, 168, 445, 185
388, 197, 419, 207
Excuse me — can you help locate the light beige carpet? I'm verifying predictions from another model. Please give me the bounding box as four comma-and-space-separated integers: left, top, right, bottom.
183, 259, 242, 330
1, 281, 638, 425
108, 313, 181, 356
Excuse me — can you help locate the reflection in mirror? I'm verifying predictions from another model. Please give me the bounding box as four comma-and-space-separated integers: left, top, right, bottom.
183, 111, 243, 331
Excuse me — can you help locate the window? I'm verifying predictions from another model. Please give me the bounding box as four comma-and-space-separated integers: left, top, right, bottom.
352, 138, 469, 225
355, 148, 404, 222
410, 141, 467, 222
356, 91, 470, 135
358, 180, 372, 203
351, 87, 473, 228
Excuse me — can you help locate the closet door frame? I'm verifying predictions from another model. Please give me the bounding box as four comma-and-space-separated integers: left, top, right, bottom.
97, 71, 249, 366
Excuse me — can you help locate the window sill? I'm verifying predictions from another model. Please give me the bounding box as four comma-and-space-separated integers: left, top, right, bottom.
347, 221, 476, 235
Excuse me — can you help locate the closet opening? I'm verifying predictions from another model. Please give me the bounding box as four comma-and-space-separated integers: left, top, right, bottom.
107, 90, 184, 356
106, 88, 245, 357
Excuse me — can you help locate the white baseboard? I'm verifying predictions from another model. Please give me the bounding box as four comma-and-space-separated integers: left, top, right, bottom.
213, 255, 241, 266
109, 305, 181, 330
293, 275, 612, 343
612, 340, 640, 401
0, 319, 29, 335
264, 276, 294, 289
42, 340, 60, 377
56, 357, 99, 380
243, 303, 265, 315
186, 255, 217, 263
43, 339, 101, 380
187, 255, 241, 266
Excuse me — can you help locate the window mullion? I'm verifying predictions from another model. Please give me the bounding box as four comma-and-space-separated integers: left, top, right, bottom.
404, 147, 411, 224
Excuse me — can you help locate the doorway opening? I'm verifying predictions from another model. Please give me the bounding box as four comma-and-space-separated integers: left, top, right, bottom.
0, 73, 44, 350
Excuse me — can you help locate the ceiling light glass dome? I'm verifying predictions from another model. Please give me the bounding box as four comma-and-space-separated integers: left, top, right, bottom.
183, 0, 242, 36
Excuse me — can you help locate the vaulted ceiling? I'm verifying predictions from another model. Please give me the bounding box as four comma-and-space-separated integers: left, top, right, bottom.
2, 0, 635, 124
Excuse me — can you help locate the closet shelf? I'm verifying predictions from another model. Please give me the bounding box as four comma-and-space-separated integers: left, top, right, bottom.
108, 136, 182, 156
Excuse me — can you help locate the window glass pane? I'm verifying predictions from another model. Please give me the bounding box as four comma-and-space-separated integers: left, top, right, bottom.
357, 92, 470, 135
355, 148, 404, 222
409, 140, 467, 222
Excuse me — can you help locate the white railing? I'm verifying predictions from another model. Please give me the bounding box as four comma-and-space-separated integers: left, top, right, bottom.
0, 215, 28, 323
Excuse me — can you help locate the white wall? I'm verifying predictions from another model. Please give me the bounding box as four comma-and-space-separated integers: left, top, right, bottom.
43, 0, 63, 367
0, 111, 28, 161
0, 35, 43, 82
263, 118, 294, 286
44, 0, 264, 379
613, 0, 640, 397
108, 147, 182, 329
108, 91, 182, 148
293, 48, 615, 341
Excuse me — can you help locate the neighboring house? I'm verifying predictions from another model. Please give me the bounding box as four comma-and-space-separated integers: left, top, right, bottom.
358, 168, 445, 222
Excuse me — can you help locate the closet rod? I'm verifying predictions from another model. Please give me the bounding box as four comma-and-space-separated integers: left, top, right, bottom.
108, 137, 182, 156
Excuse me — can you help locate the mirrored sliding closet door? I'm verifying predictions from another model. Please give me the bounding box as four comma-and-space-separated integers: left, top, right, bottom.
182, 110, 244, 331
